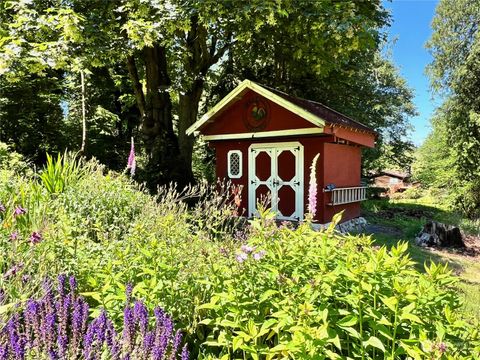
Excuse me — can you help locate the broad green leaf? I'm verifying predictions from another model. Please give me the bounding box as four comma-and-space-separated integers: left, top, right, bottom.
363, 336, 386, 352
337, 315, 358, 327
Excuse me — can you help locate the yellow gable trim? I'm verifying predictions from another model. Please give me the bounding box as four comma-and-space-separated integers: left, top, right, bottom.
186, 79, 326, 136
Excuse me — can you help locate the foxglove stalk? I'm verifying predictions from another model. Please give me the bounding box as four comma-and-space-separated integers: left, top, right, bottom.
126, 137, 136, 176
308, 154, 320, 218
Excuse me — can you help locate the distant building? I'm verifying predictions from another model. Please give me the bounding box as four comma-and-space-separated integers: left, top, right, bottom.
371, 170, 415, 193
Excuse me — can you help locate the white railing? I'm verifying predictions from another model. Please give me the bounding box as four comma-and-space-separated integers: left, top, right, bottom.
325, 186, 367, 205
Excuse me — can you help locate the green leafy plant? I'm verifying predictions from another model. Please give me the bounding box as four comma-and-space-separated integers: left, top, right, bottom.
39, 152, 84, 194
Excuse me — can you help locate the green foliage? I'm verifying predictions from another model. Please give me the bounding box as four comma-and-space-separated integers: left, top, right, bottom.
362, 198, 480, 322
2, 158, 480, 358
194, 214, 478, 359
422, 0, 480, 219
0, 142, 30, 175
39, 152, 83, 194
0, 0, 407, 184
0, 73, 66, 163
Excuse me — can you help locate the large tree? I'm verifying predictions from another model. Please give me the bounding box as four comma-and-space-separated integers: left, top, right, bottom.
420, 0, 480, 218
1, 0, 390, 188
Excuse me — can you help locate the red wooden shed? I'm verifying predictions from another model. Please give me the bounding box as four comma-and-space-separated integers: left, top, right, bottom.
187, 80, 376, 224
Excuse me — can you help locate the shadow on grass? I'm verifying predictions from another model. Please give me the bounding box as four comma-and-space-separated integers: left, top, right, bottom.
360, 199, 470, 272
365, 231, 464, 274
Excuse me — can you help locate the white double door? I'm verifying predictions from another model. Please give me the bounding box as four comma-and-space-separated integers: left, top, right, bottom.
248, 142, 304, 220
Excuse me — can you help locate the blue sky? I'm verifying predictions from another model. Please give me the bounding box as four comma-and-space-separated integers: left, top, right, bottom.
383, 0, 439, 145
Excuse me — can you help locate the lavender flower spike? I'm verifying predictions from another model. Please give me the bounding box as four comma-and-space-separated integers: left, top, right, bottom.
0, 276, 188, 360
181, 344, 189, 360
308, 153, 320, 218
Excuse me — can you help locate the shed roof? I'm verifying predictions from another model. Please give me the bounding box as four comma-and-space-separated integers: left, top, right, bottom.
259, 84, 375, 134
186, 79, 375, 136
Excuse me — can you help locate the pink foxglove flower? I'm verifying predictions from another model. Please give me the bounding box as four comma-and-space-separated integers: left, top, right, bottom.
126, 137, 136, 176
308, 154, 320, 217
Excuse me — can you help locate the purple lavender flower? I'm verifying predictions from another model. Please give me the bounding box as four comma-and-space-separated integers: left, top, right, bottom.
0, 276, 188, 360
13, 206, 26, 217
134, 300, 149, 335
181, 344, 189, 360
236, 252, 248, 263
125, 283, 133, 303
0, 204, 5, 213
253, 250, 267, 261
9, 231, 19, 241
154, 306, 165, 329
170, 330, 182, 360
24, 299, 41, 346
69, 276, 77, 293
0, 344, 8, 360
142, 331, 155, 357
83, 321, 96, 359
122, 306, 135, 352
48, 349, 58, 360
29, 231, 42, 244
57, 274, 67, 297
7, 314, 25, 360
105, 320, 120, 359
95, 311, 107, 345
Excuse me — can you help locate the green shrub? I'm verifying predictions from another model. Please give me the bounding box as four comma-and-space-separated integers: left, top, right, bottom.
0, 142, 30, 175
1, 156, 479, 359
390, 187, 424, 201
194, 212, 479, 359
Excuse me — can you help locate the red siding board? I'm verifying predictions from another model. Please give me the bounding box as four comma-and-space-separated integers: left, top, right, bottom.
321, 143, 362, 223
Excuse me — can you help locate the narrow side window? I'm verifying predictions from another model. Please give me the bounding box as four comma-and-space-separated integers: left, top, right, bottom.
227, 150, 242, 178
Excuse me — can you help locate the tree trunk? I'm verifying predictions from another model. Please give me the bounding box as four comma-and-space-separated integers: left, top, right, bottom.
178, 78, 204, 184
80, 70, 87, 154
126, 44, 194, 189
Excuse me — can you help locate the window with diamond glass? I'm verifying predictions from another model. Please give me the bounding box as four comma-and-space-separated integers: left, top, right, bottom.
228, 151, 242, 178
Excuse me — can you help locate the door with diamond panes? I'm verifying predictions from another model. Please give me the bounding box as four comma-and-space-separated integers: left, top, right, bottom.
248, 142, 304, 220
